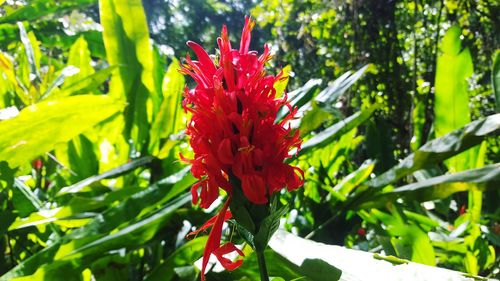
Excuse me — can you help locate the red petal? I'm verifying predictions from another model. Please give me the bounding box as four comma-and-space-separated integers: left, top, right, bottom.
217, 138, 234, 164
187, 41, 216, 77
186, 210, 232, 238
285, 165, 304, 191
239, 16, 255, 54
200, 199, 231, 281
213, 243, 245, 271
191, 181, 202, 205
241, 175, 267, 204
218, 25, 235, 90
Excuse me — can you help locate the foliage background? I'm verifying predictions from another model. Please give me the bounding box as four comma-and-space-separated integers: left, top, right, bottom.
0, 0, 499, 280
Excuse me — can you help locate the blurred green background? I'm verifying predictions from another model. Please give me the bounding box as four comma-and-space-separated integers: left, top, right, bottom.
0, 0, 499, 280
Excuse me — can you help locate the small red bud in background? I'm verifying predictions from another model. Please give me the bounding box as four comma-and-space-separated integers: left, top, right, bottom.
32, 159, 43, 170
458, 204, 466, 215
357, 228, 366, 236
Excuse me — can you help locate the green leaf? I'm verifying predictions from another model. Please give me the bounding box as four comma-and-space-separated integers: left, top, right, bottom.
434, 25, 474, 172
40, 66, 80, 100
268, 230, 474, 281
2, 188, 191, 280
100, 0, 160, 152
213, 249, 303, 280
144, 237, 207, 281
254, 201, 288, 251
298, 105, 378, 157
57, 155, 154, 195
54, 194, 191, 261
65, 134, 99, 182
315, 64, 370, 105
492, 50, 500, 113
229, 184, 256, 234
66, 36, 95, 85
368, 114, 500, 188
0, 0, 96, 24
277, 79, 321, 121
360, 164, 500, 208
299, 102, 332, 136
327, 159, 375, 202
0, 95, 124, 168
17, 22, 40, 84
65, 167, 193, 240
149, 58, 185, 156
0, 242, 63, 281
60, 66, 115, 96
11, 178, 42, 217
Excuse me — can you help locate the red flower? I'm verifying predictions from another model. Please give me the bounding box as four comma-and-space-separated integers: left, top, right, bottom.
181, 17, 304, 279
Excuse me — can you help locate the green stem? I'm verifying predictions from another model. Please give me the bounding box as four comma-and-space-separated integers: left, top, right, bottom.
256, 250, 269, 281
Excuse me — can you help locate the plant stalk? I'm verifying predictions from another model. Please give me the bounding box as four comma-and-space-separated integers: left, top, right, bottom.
256, 249, 269, 281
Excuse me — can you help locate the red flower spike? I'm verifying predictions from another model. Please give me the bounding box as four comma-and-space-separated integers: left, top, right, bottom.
181, 16, 304, 279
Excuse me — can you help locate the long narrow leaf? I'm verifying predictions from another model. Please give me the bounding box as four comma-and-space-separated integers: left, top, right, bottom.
368, 113, 500, 188
360, 164, 500, 209
57, 155, 154, 195
493, 50, 500, 113
298, 105, 378, 156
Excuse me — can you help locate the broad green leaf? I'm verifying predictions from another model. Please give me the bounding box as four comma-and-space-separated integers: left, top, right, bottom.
1, 187, 191, 280
360, 164, 500, 208
254, 201, 288, 251
0, 242, 63, 281
65, 36, 95, 88
0, 0, 96, 24
299, 101, 332, 136
100, 0, 160, 152
211, 249, 306, 280
298, 104, 378, 157
327, 159, 375, 202
434, 25, 474, 172
65, 134, 99, 182
370, 209, 436, 266
54, 194, 191, 261
149, 58, 185, 156
11, 178, 42, 217
368, 114, 500, 188
40, 66, 80, 100
267, 230, 475, 281
65, 167, 194, 240
60, 66, 115, 97
0, 95, 124, 168
144, 237, 208, 281
9, 260, 83, 281
393, 225, 435, 266
493, 50, 500, 113
90, 254, 130, 281
7, 195, 188, 280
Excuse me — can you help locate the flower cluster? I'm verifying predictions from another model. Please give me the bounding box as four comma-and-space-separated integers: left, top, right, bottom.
181, 17, 303, 279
